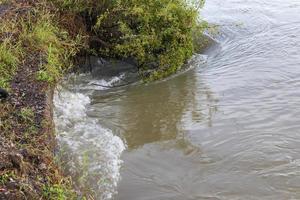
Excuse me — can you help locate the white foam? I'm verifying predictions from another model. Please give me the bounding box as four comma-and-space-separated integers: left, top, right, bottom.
54, 88, 126, 199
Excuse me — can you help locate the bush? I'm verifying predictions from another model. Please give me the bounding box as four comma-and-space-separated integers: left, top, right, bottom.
55, 0, 206, 80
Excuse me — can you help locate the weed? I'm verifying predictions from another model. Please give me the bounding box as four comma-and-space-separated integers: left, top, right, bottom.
19, 107, 35, 123
0, 172, 16, 185
43, 183, 77, 200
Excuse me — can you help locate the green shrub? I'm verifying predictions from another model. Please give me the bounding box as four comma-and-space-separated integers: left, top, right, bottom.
54, 0, 206, 80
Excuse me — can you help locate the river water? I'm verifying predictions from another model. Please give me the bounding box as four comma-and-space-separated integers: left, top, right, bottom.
54, 0, 300, 199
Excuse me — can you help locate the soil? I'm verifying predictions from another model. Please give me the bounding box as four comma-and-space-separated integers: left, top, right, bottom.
0, 52, 60, 200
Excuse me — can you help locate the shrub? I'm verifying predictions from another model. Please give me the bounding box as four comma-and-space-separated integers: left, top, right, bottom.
55, 0, 206, 80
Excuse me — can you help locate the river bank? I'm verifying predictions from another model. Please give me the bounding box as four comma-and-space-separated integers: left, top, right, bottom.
3, 0, 300, 199
0, 0, 208, 199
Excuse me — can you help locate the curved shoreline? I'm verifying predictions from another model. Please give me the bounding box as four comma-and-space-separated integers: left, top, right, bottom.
0, 1, 212, 199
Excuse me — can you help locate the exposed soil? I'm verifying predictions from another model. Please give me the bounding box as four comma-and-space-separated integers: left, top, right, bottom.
0, 53, 60, 200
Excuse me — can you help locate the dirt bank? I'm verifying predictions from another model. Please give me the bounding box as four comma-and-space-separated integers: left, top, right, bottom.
0, 1, 77, 199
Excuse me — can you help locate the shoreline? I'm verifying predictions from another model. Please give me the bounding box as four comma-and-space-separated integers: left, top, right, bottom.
0, 1, 209, 199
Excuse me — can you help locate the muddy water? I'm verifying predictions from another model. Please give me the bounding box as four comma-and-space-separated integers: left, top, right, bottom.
54, 0, 300, 199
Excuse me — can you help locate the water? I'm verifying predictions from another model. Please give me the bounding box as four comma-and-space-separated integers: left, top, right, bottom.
54, 76, 126, 199
54, 0, 300, 199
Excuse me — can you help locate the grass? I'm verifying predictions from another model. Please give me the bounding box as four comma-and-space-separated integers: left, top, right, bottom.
0, 172, 16, 185
0, 9, 75, 88
43, 182, 77, 200
0, 102, 77, 199
19, 107, 35, 122
19, 13, 80, 84
0, 39, 21, 89
18, 107, 38, 142
26, 16, 64, 83
0, 14, 23, 89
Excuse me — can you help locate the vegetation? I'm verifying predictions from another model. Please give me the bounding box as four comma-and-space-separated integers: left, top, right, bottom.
54, 0, 206, 80
42, 181, 77, 200
1, 0, 206, 86
0, 35, 21, 89
0, 4, 82, 89
0, 1, 79, 199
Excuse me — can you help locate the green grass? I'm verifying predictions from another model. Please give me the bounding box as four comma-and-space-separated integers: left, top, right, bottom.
33, 18, 80, 84
0, 16, 23, 89
36, 44, 62, 83
19, 14, 77, 84
0, 11, 78, 88
0, 39, 21, 89
43, 183, 77, 200
0, 172, 16, 185
19, 107, 35, 122
19, 107, 38, 142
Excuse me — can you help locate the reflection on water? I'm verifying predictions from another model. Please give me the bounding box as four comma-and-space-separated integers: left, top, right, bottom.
91, 66, 217, 149
112, 68, 219, 200
54, 0, 300, 199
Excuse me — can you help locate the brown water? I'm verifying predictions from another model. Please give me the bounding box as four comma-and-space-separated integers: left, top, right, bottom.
54, 0, 300, 199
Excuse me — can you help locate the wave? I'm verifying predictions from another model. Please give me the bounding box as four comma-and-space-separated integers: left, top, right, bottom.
54, 83, 126, 199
